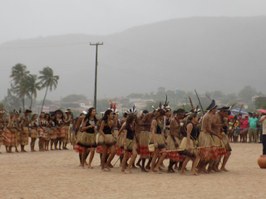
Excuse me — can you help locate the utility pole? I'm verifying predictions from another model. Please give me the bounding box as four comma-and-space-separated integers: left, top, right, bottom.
90, 42, 103, 110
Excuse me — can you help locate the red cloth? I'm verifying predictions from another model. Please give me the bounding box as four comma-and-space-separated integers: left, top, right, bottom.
240, 118, 249, 129
138, 146, 150, 156
74, 145, 85, 153
166, 151, 185, 162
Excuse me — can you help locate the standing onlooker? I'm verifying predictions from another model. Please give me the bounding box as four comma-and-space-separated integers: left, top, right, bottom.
240, 115, 249, 143
248, 113, 258, 143
259, 113, 266, 154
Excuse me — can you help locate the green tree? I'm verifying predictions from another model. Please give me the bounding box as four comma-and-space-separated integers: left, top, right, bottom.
23, 74, 40, 109
39, 67, 59, 112
97, 99, 110, 114
238, 86, 258, 103
2, 89, 22, 111
10, 63, 30, 111
254, 97, 266, 109
61, 94, 87, 102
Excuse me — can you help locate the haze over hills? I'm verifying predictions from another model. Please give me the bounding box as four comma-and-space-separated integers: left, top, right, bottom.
1, 16, 266, 100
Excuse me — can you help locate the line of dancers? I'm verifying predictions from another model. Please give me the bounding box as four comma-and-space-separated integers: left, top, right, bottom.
74, 100, 232, 175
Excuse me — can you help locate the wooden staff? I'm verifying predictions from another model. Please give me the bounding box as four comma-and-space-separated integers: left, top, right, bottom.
194, 89, 205, 114
188, 96, 194, 110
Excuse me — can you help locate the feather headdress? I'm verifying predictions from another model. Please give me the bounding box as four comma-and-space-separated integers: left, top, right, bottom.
163, 95, 171, 111
126, 105, 137, 114
109, 101, 119, 114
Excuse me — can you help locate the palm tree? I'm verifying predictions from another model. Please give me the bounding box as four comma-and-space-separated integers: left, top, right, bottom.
39, 67, 59, 112
10, 63, 30, 111
22, 74, 40, 109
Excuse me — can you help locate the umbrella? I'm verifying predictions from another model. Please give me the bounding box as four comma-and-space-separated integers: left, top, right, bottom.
257, 109, 266, 114
230, 108, 248, 116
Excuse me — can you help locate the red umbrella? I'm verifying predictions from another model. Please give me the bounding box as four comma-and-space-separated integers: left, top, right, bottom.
228, 115, 235, 120
257, 109, 266, 114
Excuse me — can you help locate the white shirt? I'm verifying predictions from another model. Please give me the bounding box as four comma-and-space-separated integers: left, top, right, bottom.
261, 116, 266, 135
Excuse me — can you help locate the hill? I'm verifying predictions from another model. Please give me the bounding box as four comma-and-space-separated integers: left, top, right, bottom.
1, 16, 266, 100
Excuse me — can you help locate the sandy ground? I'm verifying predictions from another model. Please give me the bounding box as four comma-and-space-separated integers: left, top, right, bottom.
0, 143, 265, 199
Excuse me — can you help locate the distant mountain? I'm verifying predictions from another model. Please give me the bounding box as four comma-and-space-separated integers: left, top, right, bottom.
1, 16, 266, 100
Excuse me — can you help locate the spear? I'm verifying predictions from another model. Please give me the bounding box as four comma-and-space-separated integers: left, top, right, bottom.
188, 96, 195, 110
194, 89, 205, 114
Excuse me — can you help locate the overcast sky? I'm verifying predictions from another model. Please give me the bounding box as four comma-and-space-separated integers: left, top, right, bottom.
1, 0, 266, 44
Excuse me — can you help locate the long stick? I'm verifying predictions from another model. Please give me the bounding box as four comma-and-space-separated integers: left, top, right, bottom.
194, 89, 205, 114
188, 96, 194, 110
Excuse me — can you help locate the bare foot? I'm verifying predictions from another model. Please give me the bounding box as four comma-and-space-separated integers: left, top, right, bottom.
167, 168, 175, 173
152, 167, 159, 173
102, 167, 110, 172
88, 165, 94, 169
191, 170, 198, 176
213, 167, 220, 172
220, 167, 229, 172
141, 167, 148, 172
145, 166, 151, 170
180, 170, 186, 175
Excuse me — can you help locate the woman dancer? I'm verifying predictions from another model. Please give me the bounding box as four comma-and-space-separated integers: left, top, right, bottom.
38, 112, 47, 151
119, 114, 138, 173
29, 114, 38, 152
98, 109, 117, 171
136, 110, 153, 172
180, 113, 201, 175
54, 110, 65, 150
80, 107, 98, 168
49, 113, 57, 150
4, 112, 17, 153
150, 109, 167, 172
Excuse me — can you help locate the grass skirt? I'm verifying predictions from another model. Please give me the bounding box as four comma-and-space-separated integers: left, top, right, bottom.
154, 134, 166, 150
20, 127, 29, 145
98, 134, 116, 146
79, 132, 96, 148
138, 131, 150, 157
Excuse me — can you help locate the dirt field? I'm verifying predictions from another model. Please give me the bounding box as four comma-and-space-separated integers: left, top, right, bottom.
0, 143, 265, 199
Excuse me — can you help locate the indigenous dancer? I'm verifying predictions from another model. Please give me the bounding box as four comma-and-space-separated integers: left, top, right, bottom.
5, 112, 18, 153
218, 107, 232, 171
210, 108, 224, 172
38, 112, 47, 151
54, 110, 65, 150
14, 111, 21, 152
180, 113, 201, 175
198, 100, 218, 173
169, 108, 186, 170
44, 113, 51, 151
20, 109, 31, 152
29, 114, 38, 152
119, 114, 138, 173
0, 109, 8, 153
166, 110, 182, 173
63, 109, 73, 149
74, 112, 87, 165
49, 112, 57, 150
98, 109, 117, 171
116, 112, 128, 167
162, 105, 172, 171
80, 107, 98, 168
136, 110, 154, 172
150, 109, 167, 172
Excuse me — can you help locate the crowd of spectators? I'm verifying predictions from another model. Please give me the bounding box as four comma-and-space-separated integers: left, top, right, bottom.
228, 112, 263, 143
